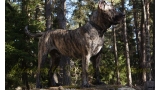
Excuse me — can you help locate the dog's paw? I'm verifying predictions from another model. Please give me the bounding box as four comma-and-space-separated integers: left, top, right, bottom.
92, 80, 106, 85
81, 83, 94, 88
55, 83, 62, 86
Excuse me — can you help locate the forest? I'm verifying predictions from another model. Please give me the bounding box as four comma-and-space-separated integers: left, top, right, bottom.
5, 0, 154, 90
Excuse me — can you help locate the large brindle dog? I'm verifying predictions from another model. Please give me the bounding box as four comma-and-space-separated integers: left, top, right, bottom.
25, 0, 124, 88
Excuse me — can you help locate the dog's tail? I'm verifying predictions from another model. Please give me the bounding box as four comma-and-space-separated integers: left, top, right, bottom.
24, 26, 44, 37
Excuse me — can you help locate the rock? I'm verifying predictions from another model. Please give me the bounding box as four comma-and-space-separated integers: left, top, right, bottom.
118, 86, 135, 90
49, 86, 64, 90
15, 86, 22, 90
144, 81, 155, 90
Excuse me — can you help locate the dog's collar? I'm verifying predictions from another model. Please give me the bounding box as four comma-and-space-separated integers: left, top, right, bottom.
89, 21, 105, 37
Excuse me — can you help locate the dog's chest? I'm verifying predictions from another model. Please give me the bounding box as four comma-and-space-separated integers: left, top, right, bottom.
90, 36, 104, 56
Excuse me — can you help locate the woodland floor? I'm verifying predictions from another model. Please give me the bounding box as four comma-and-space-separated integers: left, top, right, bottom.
30, 85, 142, 90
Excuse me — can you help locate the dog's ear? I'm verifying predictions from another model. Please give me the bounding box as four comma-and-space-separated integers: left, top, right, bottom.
98, 1, 112, 11
98, 0, 106, 10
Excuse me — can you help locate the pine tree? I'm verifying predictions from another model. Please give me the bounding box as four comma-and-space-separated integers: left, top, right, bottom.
121, 0, 132, 87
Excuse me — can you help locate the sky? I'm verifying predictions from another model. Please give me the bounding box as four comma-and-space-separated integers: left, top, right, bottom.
66, 0, 76, 20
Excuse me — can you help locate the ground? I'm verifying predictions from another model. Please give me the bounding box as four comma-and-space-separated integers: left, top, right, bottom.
30, 85, 141, 90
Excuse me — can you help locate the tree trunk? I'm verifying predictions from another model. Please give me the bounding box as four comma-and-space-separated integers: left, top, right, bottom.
140, 0, 147, 83
112, 26, 120, 85
132, 0, 142, 84
22, 60, 29, 90
142, 0, 152, 82
57, 0, 66, 29
22, 0, 29, 89
121, 0, 132, 87
45, 0, 52, 31
145, 0, 152, 81
56, 0, 71, 85
132, 0, 141, 61
45, 0, 56, 87
151, 23, 155, 81
151, 0, 155, 81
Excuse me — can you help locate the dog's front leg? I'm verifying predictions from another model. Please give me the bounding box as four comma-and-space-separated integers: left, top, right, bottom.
82, 55, 90, 87
91, 51, 104, 85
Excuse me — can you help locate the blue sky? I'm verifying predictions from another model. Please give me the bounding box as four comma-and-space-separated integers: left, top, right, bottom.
66, 0, 76, 20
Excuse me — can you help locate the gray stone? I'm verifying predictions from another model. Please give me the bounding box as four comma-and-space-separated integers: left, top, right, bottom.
118, 87, 135, 90
144, 81, 155, 90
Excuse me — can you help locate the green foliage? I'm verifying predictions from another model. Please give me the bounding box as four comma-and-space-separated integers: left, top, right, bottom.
68, 0, 97, 29
5, 0, 45, 89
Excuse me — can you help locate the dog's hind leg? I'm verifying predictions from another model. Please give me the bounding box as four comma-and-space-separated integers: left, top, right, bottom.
48, 49, 61, 87
36, 51, 48, 88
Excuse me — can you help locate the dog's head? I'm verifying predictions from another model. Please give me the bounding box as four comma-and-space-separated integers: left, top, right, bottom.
98, 0, 125, 25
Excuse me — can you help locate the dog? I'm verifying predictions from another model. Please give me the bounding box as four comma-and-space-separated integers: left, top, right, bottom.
25, 0, 124, 88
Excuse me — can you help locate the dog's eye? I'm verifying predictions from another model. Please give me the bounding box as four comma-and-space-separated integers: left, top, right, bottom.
103, 1, 106, 4
115, 8, 120, 12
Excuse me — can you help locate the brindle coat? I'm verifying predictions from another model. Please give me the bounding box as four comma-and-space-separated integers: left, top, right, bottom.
25, 0, 124, 88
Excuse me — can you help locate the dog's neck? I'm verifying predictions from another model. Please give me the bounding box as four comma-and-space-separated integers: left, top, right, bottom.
89, 21, 105, 37
90, 10, 112, 31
